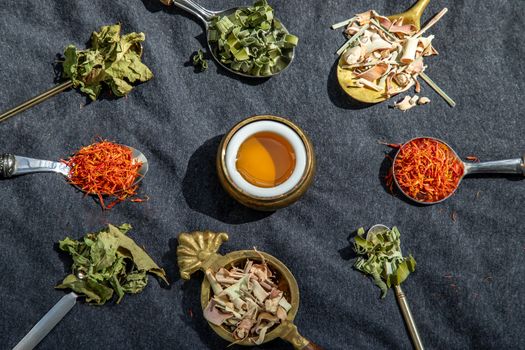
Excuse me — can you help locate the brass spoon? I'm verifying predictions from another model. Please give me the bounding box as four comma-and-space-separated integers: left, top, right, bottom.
392, 137, 525, 205
336, 0, 430, 104
177, 231, 323, 349
0, 145, 148, 193
162, 0, 295, 78
366, 224, 424, 350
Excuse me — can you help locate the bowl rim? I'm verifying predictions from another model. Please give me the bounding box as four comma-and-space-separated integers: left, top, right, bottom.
218, 115, 315, 202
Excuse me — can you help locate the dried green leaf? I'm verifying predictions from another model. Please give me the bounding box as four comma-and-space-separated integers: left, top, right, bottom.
352, 226, 416, 298
62, 23, 153, 101
192, 49, 208, 72
56, 224, 167, 305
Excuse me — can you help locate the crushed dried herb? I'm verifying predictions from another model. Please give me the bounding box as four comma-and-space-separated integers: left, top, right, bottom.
56, 224, 167, 305
208, 0, 298, 76
192, 49, 208, 71
394, 138, 464, 202
332, 9, 455, 107
353, 226, 416, 298
203, 254, 291, 345
63, 23, 153, 100
62, 140, 144, 209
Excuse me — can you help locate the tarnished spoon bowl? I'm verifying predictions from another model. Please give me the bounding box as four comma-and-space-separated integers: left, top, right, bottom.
336, 0, 430, 103
392, 137, 525, 205
0, 145, 148, 194
177, 231, 323, 350
166, 0, 295, 78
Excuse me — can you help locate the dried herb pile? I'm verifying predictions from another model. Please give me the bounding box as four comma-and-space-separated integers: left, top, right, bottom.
62, 23, 153, 100
353, 226, 416, 298
56, 224, 167, 305
203, 256, 291, 345
208, 0, 298, 76
332, 8, 455, 107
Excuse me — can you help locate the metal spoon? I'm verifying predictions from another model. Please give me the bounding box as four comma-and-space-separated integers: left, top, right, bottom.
12, 269, 86, 350
392, 137, 525, 205
367, 224, 424, 350
165, 0, 295, 78
0, 145, 148, 192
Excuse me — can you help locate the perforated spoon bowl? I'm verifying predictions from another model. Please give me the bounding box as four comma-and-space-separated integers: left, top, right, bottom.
392, 137, 525, 205
164, 0, 295, 78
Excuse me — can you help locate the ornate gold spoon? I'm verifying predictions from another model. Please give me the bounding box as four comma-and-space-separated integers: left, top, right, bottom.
177, 231, 323, 349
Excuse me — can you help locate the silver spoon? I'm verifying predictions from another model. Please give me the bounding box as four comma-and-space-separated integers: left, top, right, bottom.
0, 145, 148, 192
12, 269, 87, 350
366, 224, 424, 350
166, 0, 295, 78
392, 137, 525, 205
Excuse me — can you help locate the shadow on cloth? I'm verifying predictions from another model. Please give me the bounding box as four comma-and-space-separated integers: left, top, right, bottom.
377, 147, 425, 207
140, 0, 269, 86
182, 135, 274, 224
54, 242, 73, 274
338, 229, 360, 262
326, 58, 373, 110
160, 237, 181, 290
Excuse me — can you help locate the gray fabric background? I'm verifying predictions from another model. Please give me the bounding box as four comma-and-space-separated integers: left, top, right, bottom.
0, 0, 524, 349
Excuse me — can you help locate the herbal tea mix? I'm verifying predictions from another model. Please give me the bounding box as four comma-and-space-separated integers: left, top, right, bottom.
203, 255, 291, 345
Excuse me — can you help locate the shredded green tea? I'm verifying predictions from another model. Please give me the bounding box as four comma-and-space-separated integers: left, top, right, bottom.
62, 23, 153, 100
208, 0, 298, 76
353, 226, 416, 298
192, 49, 208, 71
56, 224, 167, 305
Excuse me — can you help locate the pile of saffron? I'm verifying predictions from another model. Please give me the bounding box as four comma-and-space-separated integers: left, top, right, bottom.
62, 140, 143, 209
393, 138, 464, 202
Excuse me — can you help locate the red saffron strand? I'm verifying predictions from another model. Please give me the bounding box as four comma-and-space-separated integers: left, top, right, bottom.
62, 140, 143, 209
393, 138, 464, 202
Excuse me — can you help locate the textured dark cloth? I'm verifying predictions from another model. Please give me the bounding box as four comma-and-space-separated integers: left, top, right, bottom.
0, 0, 524, 349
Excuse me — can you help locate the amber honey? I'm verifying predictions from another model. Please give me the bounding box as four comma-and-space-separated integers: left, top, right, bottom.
236, 132, 296, 188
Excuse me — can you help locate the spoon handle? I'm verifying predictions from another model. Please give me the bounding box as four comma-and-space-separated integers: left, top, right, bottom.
0, 154, 70, 178
464, 156, 524, 176
13, 292, 78, 350
280, 322, 325, 350
394, 285, 424, 350
168, 0, 216, 23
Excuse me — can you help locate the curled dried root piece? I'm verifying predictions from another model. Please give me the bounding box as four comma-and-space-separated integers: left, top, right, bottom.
417, 96, 431, 105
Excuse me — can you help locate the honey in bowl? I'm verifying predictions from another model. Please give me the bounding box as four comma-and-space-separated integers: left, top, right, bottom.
235, 131, 296, 188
